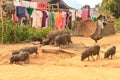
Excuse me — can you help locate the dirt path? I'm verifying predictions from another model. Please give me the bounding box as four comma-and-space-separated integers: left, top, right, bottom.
0, 33, 120, 80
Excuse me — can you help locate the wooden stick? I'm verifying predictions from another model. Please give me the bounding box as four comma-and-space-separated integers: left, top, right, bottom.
1, 0, 4, 43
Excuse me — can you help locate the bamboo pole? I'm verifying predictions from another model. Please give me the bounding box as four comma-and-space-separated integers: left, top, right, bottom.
1, 0, 4, 43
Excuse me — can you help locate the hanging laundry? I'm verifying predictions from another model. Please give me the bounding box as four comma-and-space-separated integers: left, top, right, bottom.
16, 6, 26, 24
27, 7, 34, 16
57, 12, 62, 29
50, 11, 55, 27
23, 0, 31, 1
37, 2, 47, 9
81, 5, 90, 21
21, 1, 30, 8
31, 9, 43, 28
13, 0, 22, 6
45, 11, 49, 27
61, 11, 66, 29
29, 2, 37, 9
66, 11, 69, 26
81, 9, 89, 21
25, 8, 29, 21
54, 12, 59, 28
13, 11, 18, 23
47, 12, 52, 27
42, 11, 48, 27
67, 12, 72, 29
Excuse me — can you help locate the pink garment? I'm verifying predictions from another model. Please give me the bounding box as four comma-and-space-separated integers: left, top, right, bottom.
57, 12, 66, 30
37, 2, 47, 9
61, 11, 66, 29
57, 13, 62, 29
81, 9, 89, 21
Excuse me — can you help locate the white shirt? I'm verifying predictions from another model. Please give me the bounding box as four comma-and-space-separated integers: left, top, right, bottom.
31, 10, 43, 28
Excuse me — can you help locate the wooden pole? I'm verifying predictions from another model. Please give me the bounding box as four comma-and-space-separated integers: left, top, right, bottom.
1, 0, 4, 43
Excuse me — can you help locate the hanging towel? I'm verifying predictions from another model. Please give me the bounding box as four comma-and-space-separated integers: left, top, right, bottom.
29, 2, 37, 9
13, 0, 21, 6
21, 1, 30, 8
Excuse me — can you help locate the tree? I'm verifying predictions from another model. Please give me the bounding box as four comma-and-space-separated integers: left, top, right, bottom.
109, 0, 120, 18
100, 0, 120, 18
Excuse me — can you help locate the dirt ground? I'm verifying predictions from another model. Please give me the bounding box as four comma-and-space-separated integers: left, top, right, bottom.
1, 33, 120, 80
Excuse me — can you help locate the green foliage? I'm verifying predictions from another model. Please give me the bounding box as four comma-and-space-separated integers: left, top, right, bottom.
109, 0, 120, 18
0, 19, 71, 44
0, 19, 54, 43
0, 18, 14, 43
114, 17, 120, 32
100, 0, 120, 18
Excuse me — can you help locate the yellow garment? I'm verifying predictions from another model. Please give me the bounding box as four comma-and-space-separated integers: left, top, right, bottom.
54, 12, 59, 21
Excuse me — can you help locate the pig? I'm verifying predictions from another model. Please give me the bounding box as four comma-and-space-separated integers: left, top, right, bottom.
104, 46, 116, 59
81, 45, 100, 61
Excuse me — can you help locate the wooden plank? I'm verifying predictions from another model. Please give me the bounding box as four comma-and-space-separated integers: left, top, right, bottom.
41, 45, 75, 55
41, 45, 60, 53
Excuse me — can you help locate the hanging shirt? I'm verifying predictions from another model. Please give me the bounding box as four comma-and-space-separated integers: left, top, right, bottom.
31, 10, 43, 28
57, 13, 62, 29
61, 11, 66, 29
51, 11, 54, 26
16, 6, 26, 24
16, 6, 26, 18
42, 11, 48, 27
54, 12, 59, 28
27, 7, 34, 16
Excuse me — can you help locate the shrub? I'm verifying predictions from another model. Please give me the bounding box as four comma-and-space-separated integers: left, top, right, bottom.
114, 17, 120, 32
0, 19, 54, 43
0, 19, 70, 43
